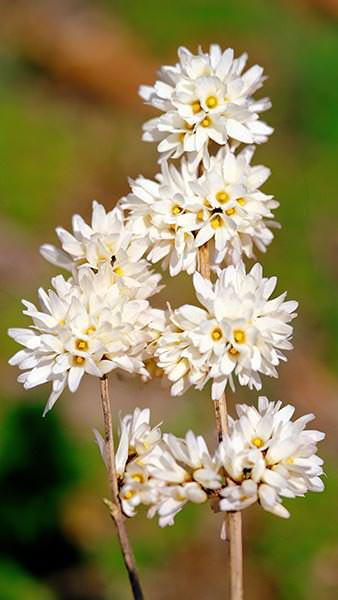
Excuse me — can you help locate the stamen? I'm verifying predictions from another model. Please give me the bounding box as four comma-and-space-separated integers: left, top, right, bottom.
113, 266, 124, 277
210, 215, 223, 229
86, 326, 96, 335
251, 437, 264, 448
191, 101, 202, 114
201, 116, 211, 128
211, 327, 223, 341
234, 329, 246, 344
226, 207, 236, 216
73, 355, 85, 365
132, 474, 145, 483
205, 95, 218, 109
237, 197, 246, 206
216, 191, 229, 204
75, 339, 88, 351
124, 490, 135, 500
172, 204, 183, 215
228, 346, 239, 357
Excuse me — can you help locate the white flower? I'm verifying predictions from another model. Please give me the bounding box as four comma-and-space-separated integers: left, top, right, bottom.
155, 263, 297, 399
122, 146, 278, 275
147, 482, 207, 527
163, 430, 222, 490
96, 403, 324, 525
140, 45, 272, 164
115, 407, 162, 477
8, 265, 161, 414
218, 396, 325, 518
193, 145, 279, 264
41, 201, 162, 300
122, 160, 199, 276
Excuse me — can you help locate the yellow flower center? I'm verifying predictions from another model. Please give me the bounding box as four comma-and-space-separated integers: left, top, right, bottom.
132, 474, 145, 483
113, 266, 124, 277
210, 215, 223, 229
286, 457, 294, 465
124, 490, 135, 500
73, 355, 85, 365
172, 204, 183, 215
197, 210, 204, 221
237, 197, 246, 206
216, 191, 229, 204
191, 101, 202, 114
86, 326, 96, 335
205, 95, 218, 109
252, 437, 264, 448
203, 198, 212, 208
75, 339, 88, 351
228, 346, 239, 357
59, 319, 65, 326
233, 329, 246, 344
211, 327, 223, 341
201, 116, 211, 128
226, 207, 236, 216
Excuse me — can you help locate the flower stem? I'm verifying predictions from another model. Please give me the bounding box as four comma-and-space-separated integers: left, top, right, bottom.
99, 375, 144, 600
198, 243, 243, 600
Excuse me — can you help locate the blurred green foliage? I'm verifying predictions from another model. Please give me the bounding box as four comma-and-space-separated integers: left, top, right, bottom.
255, 463, 338, 599
0, 401, 82, 596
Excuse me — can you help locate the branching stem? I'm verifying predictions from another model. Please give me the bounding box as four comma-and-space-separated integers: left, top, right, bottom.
100, 375, 144, 600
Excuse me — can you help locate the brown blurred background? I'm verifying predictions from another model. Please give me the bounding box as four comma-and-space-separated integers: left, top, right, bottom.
1, 0, 338, 598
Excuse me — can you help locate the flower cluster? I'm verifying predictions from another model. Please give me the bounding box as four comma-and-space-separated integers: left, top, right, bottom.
140, 45, 272, 165
9, 265, 165, 415
155, 263, 297, 398
97, 400, 324, 527
122, 146, 279, 275
41, 201, 162, 300
8, 42, 326, 543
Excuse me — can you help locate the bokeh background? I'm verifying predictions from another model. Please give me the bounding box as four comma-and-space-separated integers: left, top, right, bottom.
1, 0, 338, 598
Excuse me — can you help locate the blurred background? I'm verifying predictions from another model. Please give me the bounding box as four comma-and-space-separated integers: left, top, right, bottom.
1, 0, 338, 598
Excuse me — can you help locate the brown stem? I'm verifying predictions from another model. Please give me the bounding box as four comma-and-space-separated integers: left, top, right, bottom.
227, 512, 243, 600
99, 375, 144, 600
198, 243, 243, 600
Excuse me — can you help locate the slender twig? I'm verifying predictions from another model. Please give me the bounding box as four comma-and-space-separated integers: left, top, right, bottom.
198, 243, 243, 600
228, 511, 243, 600
99, 375, 144, 600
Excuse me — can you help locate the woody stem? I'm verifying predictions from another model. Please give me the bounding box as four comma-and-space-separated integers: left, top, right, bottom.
100, 375, 144, 600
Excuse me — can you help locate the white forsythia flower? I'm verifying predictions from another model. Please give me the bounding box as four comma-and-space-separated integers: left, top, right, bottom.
140, 45, 272, 165
41, 201, 162, 300
155, 263, 297, 398
218, 396, 325, 518
8, 265, 163, 415
122, 146, 278, 275
98, 403, 324, 526
122, 160, 199, 276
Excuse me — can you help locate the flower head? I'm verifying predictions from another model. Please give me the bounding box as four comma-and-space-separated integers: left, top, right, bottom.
41, 201, 162, 300
218, 396, 325, 518
97, 403, 324, 526
9, 265, 163, 414
140, 45, 272, 164
123, 145, 278, 275
155, 263, 297, 398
